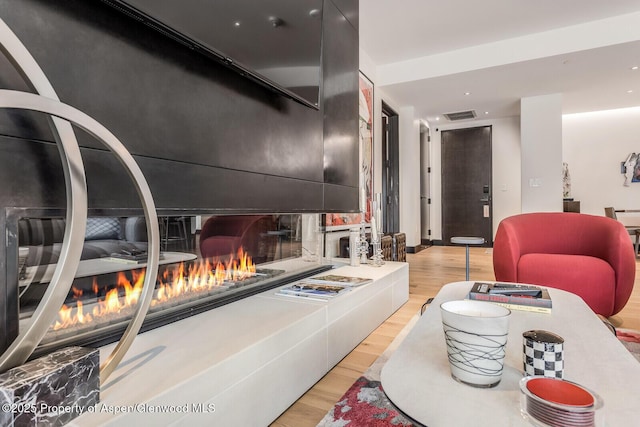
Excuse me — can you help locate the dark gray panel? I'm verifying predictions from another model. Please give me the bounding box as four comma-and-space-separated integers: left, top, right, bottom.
0, 0, 362, 215
0, 137, 66, 209
0, 212, 18, 356
322, 0, 359, 202
0, 0, 324, 183
110, 0, 324, 109
0, 135, 324, 212
139, 157, 325, 213
0, 52, 54, 142
323, 183, 359, 213
330, 0, 359, 30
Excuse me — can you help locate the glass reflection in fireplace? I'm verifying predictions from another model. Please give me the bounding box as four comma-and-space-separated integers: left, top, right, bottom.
14, 213, 324, 358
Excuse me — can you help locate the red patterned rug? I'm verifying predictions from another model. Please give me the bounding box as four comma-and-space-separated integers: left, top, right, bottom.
318, 376, 417, 427
317, 312, 422, 427
617, 328, 640, 362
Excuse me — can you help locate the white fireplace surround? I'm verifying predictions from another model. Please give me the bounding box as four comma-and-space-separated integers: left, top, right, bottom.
70, 261, 409, 426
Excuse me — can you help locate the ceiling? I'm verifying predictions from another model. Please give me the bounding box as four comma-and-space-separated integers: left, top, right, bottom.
359, 0, 640, 124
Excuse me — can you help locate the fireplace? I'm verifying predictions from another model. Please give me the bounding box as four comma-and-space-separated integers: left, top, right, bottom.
9, 210, 326, 360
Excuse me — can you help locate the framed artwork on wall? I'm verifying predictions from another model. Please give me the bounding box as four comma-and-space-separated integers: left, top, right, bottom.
325, 71, 374, 228
622, 153, 640, 186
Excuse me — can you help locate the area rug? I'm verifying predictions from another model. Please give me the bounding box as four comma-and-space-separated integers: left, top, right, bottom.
616, 328, 640, 362
317, 309, 640, 427
316, 313, 421, 427
316, 376, 416, 427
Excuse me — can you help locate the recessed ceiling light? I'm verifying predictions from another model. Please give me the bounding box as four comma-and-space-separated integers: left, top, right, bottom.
435, 117, 440, 121
632, 66, 639, 71
234, 21, 241, 27
484, 111, 489, 115
464, 92, 471, 96
269, 16, 284, 27
628, 90, 634, 94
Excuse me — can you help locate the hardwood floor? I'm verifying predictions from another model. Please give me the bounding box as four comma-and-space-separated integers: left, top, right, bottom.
270, 246, 640, 427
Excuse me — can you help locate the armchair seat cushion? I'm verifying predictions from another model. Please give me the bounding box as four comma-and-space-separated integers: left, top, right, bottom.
519, 253, 615, 315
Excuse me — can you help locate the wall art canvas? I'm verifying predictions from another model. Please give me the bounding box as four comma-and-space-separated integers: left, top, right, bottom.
622, 153, 640, 186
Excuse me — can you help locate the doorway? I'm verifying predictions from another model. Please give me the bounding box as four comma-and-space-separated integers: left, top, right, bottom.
382, 101, 399, 234
441, 126, 492, 245
420, 124, 431, 245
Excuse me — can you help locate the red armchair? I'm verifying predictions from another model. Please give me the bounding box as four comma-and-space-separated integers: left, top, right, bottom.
199, 215, 278, 264
493, 212, 636, 317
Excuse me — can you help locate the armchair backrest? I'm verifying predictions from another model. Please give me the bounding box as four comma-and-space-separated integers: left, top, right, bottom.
495, 212, 628, 261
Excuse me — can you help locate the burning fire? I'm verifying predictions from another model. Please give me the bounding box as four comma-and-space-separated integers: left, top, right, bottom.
52, 248, 255, 331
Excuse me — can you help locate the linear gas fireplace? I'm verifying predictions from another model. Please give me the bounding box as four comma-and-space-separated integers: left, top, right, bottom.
7, 210, 326, 360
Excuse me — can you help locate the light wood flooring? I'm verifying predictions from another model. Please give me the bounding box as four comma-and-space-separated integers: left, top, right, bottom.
270, 246, 640, 427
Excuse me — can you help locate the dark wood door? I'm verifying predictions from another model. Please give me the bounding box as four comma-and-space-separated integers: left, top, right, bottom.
382, 103, 400, 234
441, 126, 492, 245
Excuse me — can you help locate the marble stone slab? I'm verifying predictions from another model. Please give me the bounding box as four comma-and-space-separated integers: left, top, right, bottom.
0, 346, 99, 426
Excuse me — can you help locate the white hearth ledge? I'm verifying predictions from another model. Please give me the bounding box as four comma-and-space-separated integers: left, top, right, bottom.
71, 261, 408, 426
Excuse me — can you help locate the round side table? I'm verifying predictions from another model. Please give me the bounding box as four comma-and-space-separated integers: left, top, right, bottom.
450, 236, 485, 280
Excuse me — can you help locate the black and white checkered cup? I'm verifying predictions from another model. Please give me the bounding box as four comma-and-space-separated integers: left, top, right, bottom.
523, 330, 564, 378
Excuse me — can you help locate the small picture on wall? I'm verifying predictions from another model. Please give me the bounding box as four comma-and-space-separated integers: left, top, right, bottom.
622, 153, 640, 186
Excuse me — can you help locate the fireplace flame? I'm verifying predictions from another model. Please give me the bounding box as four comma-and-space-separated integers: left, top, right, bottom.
52, 248, 255, 331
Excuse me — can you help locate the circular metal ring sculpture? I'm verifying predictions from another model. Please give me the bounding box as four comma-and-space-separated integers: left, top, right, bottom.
0, 18, 160, 384
0, 17, 87, 374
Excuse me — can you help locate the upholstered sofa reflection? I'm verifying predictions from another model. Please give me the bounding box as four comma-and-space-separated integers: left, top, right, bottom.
493, 212, 636, 317
199, 215, 278, 264
19, 216, 148, 268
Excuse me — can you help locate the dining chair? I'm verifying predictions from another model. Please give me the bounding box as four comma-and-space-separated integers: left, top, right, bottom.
604, 207, 640, 258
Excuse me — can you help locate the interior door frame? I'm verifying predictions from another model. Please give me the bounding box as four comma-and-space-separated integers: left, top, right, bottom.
381, 101, 399, 234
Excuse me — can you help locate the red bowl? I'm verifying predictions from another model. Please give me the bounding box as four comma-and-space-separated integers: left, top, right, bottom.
526, 377, 595, 407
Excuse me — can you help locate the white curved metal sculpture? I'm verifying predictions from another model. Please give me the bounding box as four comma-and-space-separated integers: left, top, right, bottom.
0, 18, 160, 384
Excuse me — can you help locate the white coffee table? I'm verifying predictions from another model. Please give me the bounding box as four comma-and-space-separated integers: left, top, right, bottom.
381, 281, 640, 426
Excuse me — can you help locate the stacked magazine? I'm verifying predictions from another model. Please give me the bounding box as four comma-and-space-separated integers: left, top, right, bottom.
467, 282, 552, 313
276, 274, 372, 302
308, 274, 372, 287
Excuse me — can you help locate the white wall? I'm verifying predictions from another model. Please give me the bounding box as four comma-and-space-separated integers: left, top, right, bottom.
428, 117, 521, 241
398, 106, 421, 247
563, 106, 640, 221
520, 94, 563, 212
